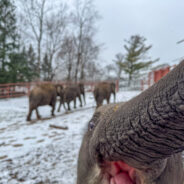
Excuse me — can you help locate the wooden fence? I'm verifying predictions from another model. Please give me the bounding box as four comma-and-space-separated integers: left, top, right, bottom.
0, 80, 119, 99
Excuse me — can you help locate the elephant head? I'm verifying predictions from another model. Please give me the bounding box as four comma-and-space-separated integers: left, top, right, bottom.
77, 61, 184, 184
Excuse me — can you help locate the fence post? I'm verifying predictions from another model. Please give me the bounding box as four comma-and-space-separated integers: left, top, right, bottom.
27, 83, 30, 96
7, 85, 10, 98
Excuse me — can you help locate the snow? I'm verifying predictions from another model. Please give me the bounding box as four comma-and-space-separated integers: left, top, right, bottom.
0, 90, 140, 184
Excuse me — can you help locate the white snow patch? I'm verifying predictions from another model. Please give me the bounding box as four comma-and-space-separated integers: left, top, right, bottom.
0, 91, 140, 184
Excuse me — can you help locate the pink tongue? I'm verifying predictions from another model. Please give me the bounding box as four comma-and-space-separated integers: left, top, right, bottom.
114, 173, 133, 184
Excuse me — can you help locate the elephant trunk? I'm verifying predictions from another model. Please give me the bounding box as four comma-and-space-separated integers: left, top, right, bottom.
91, 61, 184, 168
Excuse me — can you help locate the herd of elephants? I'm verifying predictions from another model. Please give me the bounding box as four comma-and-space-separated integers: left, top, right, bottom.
29, 61, 184, 184
26, 81, 116, 121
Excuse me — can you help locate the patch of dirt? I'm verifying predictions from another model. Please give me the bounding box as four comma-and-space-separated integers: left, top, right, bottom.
42, 133, 48, 136
9, 140, 17, 143
0, 155, 8, 160
37, 139, 45, 143
0, 128, 6, 131
0, 142, 11, 147
24, 136, 36, 140
12, 144, 23, 147
0, 136, 13, 139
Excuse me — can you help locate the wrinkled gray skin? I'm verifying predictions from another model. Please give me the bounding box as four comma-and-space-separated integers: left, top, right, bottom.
57, 84, 82, 111
94, 82, 116, 108
78, 82, 86, 105
27, 83, 57, 121
77, 61, 184, 184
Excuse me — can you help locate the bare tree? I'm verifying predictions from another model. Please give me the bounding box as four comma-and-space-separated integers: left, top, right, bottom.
18, 0, 49, 77
85, 62, 103, 81
44, 3, 69, 80
57, 35, 76, 81
79, 36, 100, 80
71, 0, 100, 82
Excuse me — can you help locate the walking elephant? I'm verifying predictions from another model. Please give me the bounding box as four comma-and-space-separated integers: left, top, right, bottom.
57, 84, 82, 111
77, 61, 184, 184
26, 83, 57, 121
94, 81, 116, 108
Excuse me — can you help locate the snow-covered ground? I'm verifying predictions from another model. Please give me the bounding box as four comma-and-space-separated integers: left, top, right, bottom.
0, 90, 140, 184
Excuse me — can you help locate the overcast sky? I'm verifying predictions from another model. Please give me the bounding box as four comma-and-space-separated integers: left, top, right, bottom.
93, 0, 184, 66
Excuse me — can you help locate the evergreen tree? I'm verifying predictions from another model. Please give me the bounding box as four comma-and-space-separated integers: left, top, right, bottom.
7, 46, 40, 83
119, 35, 158, 86
41, 53, 54, 81
26, 44, 39, 81
0, 0, 19, 83
8, 50, 29, 83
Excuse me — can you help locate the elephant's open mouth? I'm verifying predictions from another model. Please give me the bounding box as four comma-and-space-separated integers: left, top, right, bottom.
102, 161, 138, 184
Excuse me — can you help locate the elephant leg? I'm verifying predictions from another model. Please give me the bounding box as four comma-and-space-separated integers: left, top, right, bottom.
50, 97, 56, 116
106, 97, 110, 104
51, 104, 55, 116
113, 92, 116, 103
74, 98, 76, 109
97, 100, 102, 108
36, 108, 41, 119
57, 100, 62, 112
27, 107, 33, 121
67, 102, 71, 111
83, 94, 86, 105
63, 102, 66, 110
96, 103, 100, 108
97, 97, 103, 108
78, 95, 82, 107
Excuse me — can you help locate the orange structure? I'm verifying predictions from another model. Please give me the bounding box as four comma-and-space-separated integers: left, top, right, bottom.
153, 66, 170, 83
141, 65, 173, 90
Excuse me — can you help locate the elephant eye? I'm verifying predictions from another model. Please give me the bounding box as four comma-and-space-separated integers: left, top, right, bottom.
88, 112, 100, 131
89, 121, 95, 131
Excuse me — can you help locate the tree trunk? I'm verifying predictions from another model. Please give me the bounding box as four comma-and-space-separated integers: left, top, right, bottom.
128, 73, 132, 87
80, 59, 85, 80
74, 52, 81, 82
74, 25, 83, 82
37, 41, 41, 78
67, 63, 72, 81
2, 35, 6, 72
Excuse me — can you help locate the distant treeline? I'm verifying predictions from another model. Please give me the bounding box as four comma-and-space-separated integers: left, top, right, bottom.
0, 0, 158, 85
0, 0, 102, 84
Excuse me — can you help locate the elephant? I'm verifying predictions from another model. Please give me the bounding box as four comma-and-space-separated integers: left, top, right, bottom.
57, 84, 82, 111
78, 82, 86, 105
26, 83, 57, 121
77, 60, 184, 184
94, 81, 116, 108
